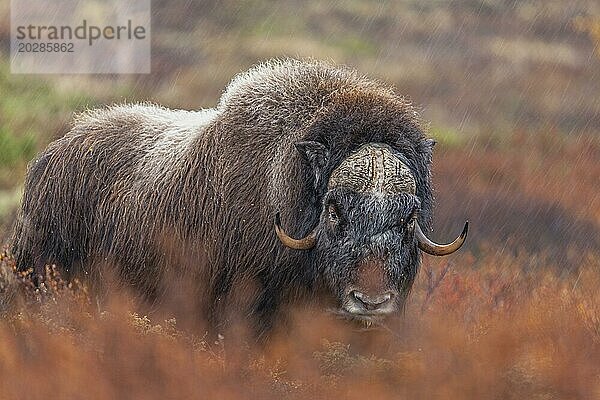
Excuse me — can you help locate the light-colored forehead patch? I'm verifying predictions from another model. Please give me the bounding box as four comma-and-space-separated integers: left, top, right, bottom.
328, 143, 416, 195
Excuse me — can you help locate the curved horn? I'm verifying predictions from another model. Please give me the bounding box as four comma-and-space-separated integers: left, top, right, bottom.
274, 213, 317, 250
416, 221, 468, 256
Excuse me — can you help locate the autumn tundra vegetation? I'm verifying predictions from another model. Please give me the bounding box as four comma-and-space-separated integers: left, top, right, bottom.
0, 1, 599, 399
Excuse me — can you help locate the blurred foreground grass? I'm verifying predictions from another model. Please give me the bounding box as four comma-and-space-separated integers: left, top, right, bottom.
0, 246, 599, 399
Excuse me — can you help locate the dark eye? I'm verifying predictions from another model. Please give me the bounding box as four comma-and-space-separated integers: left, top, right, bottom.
327, 204, 340, 224
398, 211, 418, 230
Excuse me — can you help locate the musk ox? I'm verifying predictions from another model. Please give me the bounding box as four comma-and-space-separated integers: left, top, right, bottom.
11, 59, 467, 335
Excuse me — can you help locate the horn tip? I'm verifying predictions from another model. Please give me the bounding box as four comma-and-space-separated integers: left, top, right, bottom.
461, 221, 469, 239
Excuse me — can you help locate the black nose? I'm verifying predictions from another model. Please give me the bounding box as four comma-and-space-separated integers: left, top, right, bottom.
350, 290, 394, 311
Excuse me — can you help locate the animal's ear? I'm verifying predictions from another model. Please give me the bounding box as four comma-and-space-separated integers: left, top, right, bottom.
295, 141, 329, 168
425, 138, 436, 148
295, 141, 330, 192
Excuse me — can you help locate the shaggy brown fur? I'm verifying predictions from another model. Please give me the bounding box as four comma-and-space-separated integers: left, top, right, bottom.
11, 59, 434, 334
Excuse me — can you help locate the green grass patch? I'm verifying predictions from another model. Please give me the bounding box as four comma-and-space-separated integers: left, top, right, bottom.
429, 125, 466, 148
0, 186, 22, 221
334, 35, 378, 57
0, 127, 36, 168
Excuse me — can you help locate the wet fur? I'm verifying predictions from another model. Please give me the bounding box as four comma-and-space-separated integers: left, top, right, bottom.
11, 59, 434, 335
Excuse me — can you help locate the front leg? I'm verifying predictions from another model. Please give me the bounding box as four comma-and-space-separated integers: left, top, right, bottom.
251, 281, 281, 341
